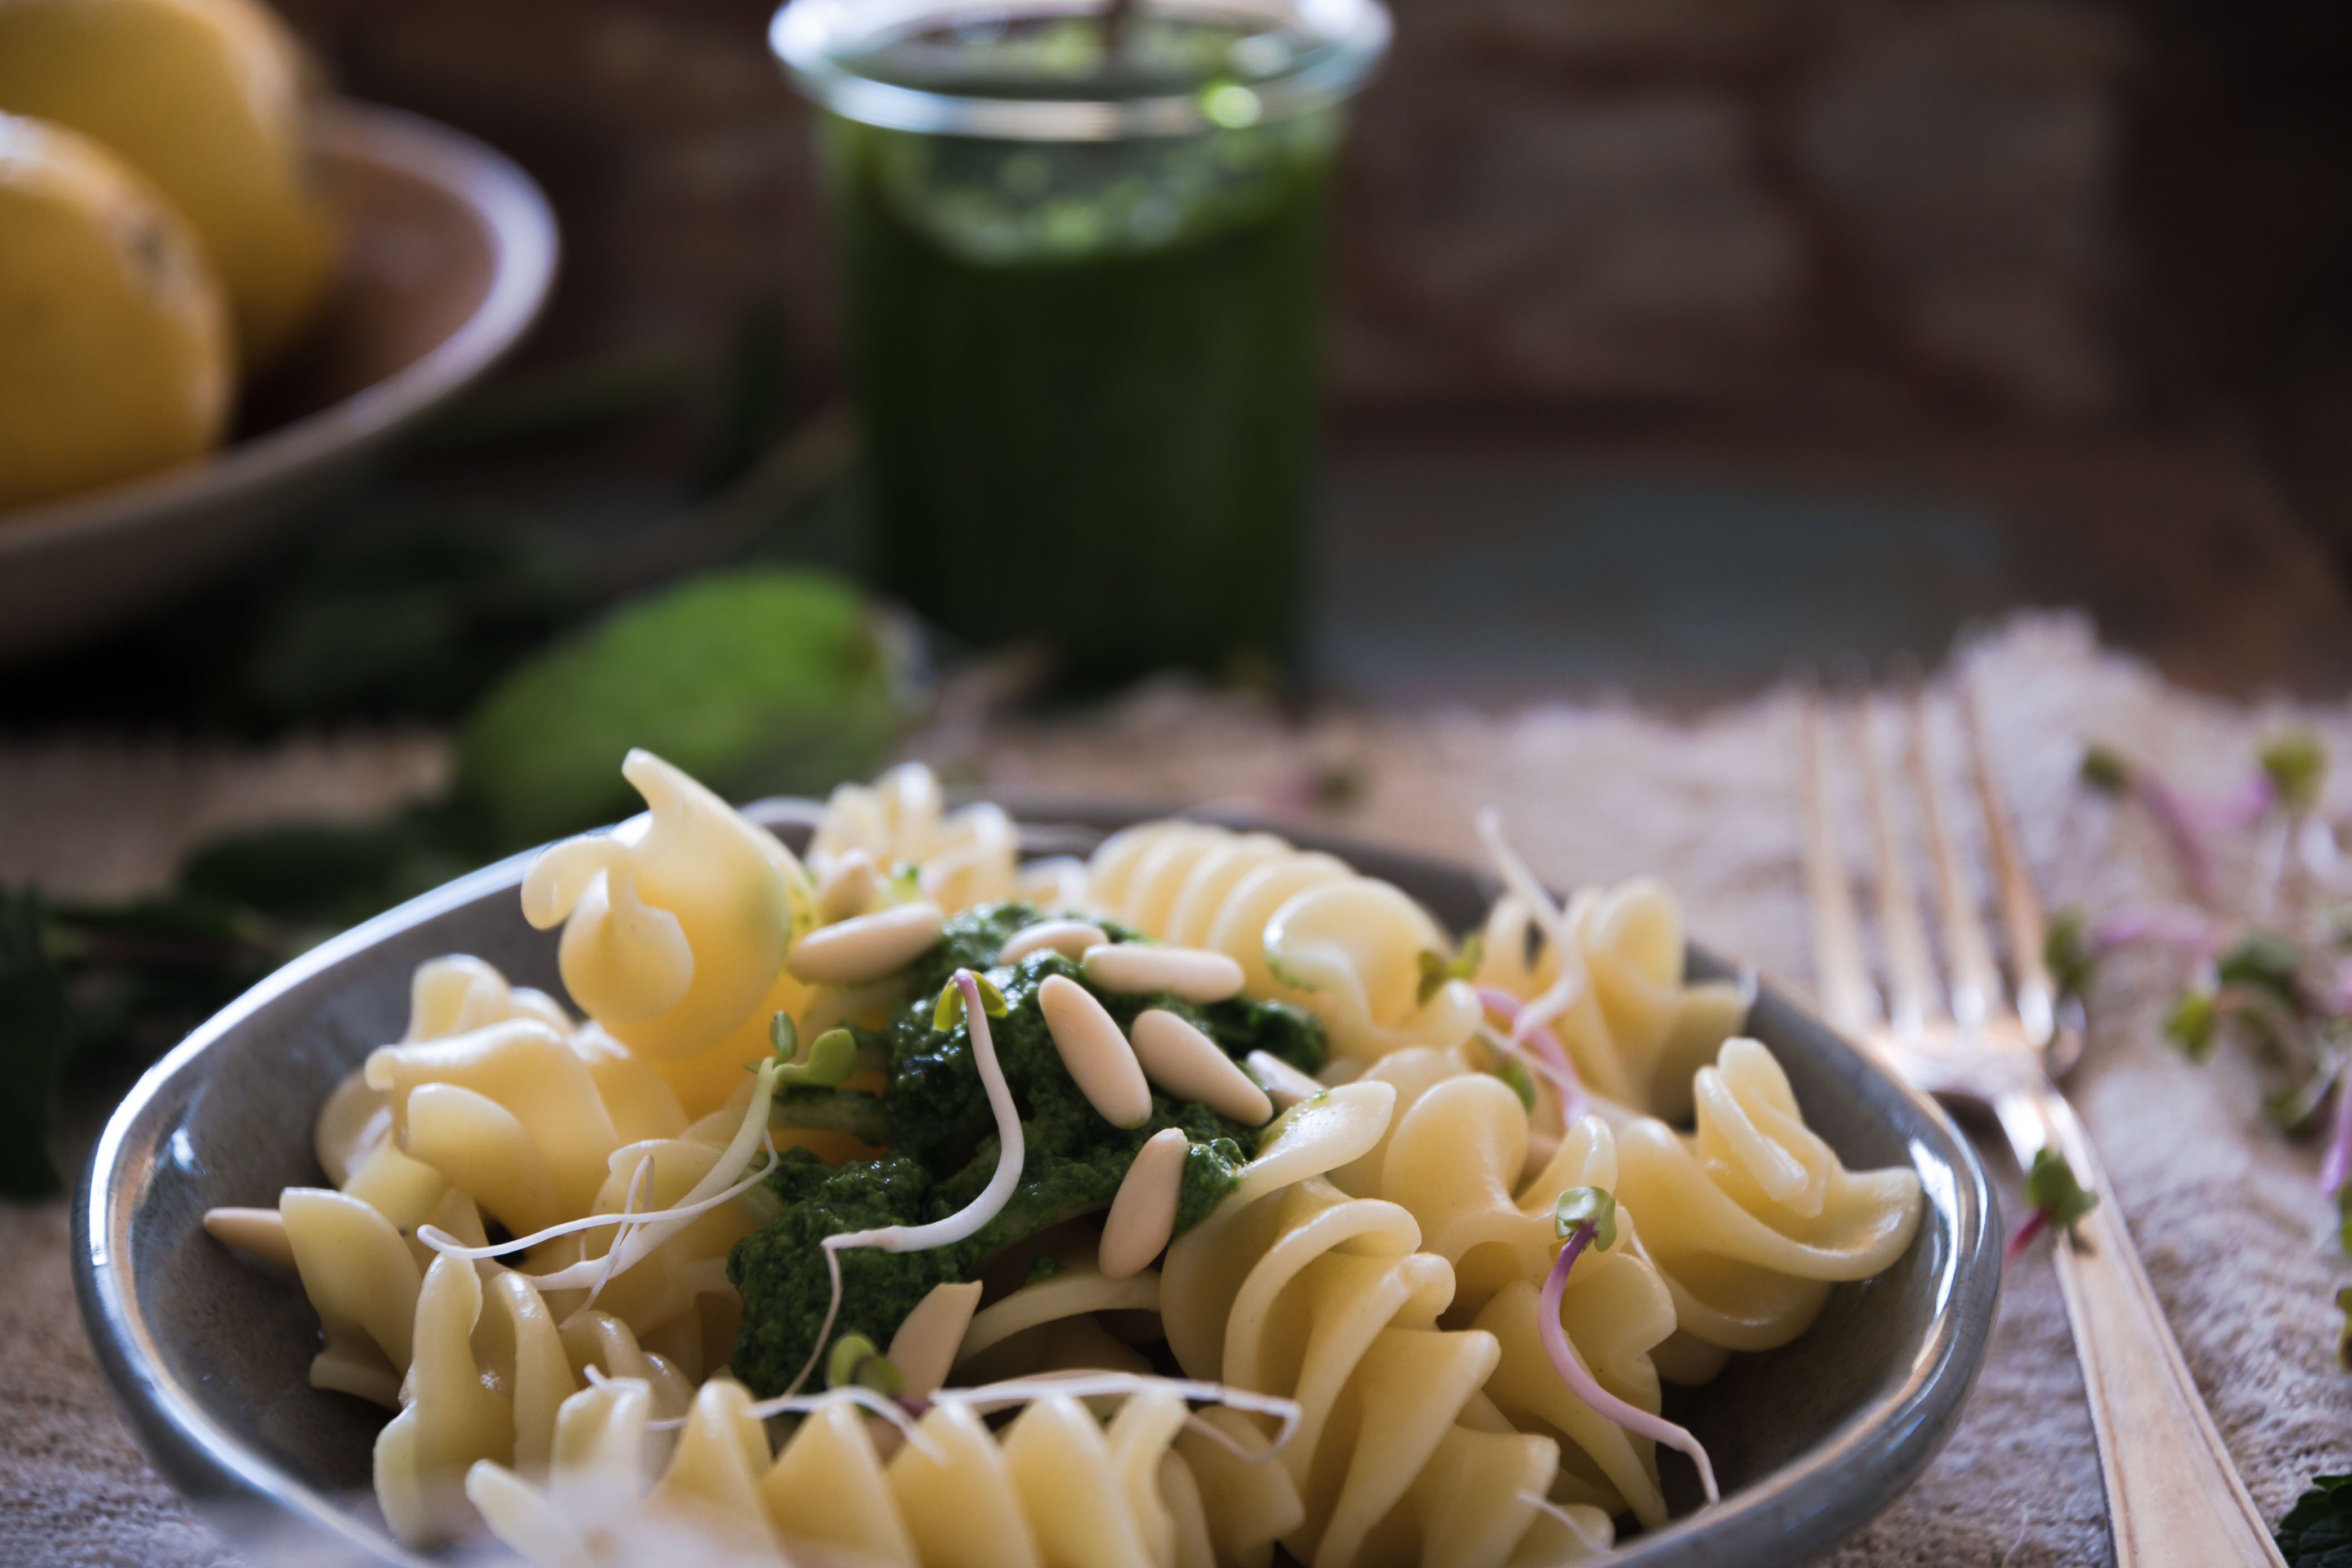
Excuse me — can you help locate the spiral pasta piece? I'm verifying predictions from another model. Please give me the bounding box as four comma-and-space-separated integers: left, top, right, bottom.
375, 1254, 581, 1546
312, 954, 579, 1230
1085, 823, 1478, 1065
468, 1377, 1216, 1568
278, 1186, 421, 1407
367, 1018, 658, 1226
1612, 1037, 1925, 1358
1321, 1054, 1681, 1526
1475, 877, 1748, 1119
375, 1272, 696, 1552
346, 986, 777, 1361
951, 1251, 1164, 1384
1152, 1073, 1607, 1568
811, 761, 1020, 915
524, 748, 816, 1115
515, 1128, 776, 1366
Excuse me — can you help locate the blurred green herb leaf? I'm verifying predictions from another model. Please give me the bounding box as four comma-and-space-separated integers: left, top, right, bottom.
2220, 930, 2309, 1016
2278, 1472, 2352, 1567
1415, 934, 1484, 1008
2081, 743, 2133, 795
2046, 907, 2095, 1005
456, 568, 912, 845
0, 890, 73, 1198
1489, 1051, 1536, 1110
2165, 988, 2221, 1061
2262, 731, 2329, 816
2023, 1147, 2098, 1249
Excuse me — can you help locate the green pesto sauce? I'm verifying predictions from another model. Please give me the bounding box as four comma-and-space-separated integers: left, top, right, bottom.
725, 902, 1327, 1397
826, 83, 1341, 688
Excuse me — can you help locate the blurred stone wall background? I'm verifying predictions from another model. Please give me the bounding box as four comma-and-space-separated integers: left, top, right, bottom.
274, 0, 2352, 457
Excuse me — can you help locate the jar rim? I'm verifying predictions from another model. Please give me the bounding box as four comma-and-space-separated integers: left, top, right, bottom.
768, 0, 1390, 140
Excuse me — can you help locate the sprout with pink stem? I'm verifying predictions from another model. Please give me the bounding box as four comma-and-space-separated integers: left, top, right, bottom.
1538, 1187, 1718, 1506
2004, 1147, 2097, 1267
1478, 986, 1589, 1123
2318, 1071, 2352, 1200
2089, 905, 2215, 956
2081, 745, 2222, 906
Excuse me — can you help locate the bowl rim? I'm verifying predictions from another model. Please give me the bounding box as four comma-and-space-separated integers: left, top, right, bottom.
0, 97, 559, 550
73, 801, 1998, 1567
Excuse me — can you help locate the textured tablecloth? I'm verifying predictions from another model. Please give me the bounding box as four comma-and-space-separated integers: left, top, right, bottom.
6, 611, 2349, 1566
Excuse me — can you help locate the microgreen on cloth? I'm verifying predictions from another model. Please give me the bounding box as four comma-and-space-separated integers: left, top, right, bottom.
2006, 1147, 2097, 1266
2278, 1473, 2352, 1568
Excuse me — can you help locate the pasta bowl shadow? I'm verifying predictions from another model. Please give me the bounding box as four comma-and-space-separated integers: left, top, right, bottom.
73, 803, 1999, 1567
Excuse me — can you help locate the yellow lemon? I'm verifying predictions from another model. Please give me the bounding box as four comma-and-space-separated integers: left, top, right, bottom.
0, 0, 338, 369
0, 113, 233, 513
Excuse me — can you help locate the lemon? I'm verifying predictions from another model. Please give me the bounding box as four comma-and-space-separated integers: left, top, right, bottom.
0, 0, 338, 368
0, 113, 233, 513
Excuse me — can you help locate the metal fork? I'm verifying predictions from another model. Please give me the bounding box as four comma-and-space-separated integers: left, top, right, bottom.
1801, 674, 2283, 1568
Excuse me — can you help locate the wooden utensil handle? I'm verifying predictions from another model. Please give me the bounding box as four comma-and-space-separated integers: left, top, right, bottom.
1996, 1088, 2285, 1568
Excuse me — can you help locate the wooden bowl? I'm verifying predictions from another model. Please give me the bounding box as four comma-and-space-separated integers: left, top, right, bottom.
0, 100, 558, 666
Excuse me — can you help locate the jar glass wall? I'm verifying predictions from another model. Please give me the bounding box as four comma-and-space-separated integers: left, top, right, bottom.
771, 0, 1389, 687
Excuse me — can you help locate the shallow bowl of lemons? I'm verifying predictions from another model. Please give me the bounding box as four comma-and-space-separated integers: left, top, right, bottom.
0, 0, 558, 666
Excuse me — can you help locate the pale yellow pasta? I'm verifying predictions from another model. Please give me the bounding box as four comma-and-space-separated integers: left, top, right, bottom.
285, 955, 702, 1402
373, 1258, 709, 1550
1468, 1115, 1682, 1525
1614, 1037, 1923, 1359
469, 1378, 1212, 1568
1409, 1423, 1612, 1568
518, 1130, 774, 1364
1152, 1075, 1593, 1568
1262, 877, 1483, 1064
1475, 879, 1748, 1119
810, 761, 1020, 914
1085, 823, 1351, 996
313, 953, 578, 1218
375, 1254, 580, 1546
1313, 1049, 1690, 1526
951, 1254, 1163, 1384
279, 1186, 421, 1407
1083, 823, 1478, 1065
1170, 1407, 1306, 1568
368, 1018, 642, 1224
523, 748, 817, 1116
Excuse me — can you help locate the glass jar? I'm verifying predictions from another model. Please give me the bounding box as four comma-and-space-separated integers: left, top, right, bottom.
771, 0, 1389, 688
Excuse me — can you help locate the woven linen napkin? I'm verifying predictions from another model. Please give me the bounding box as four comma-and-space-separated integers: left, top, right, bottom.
3, 611, 2345, 1566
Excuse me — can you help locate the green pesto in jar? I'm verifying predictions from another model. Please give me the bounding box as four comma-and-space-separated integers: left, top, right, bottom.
823, 14, 1341, 687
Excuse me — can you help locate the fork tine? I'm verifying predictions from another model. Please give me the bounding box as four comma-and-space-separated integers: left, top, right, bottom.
1851, 680, 1943, 1039
1800, 680, 1879, 1036
1960, 679, 2056, 1045
1900, 672, 2002, 1033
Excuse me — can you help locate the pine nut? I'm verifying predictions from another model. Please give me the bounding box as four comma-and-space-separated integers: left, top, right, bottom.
1131, 1009, 1272, 1125
1099, 1128, 1189, 1279
814, 850, 880, 924
887, 1280, 985, 1398
787, 901, 944, 985
1246, 1050, 1324, 1110
1080, 942, 1244, 1003
996, 919, 1110, 966
1038, 974, 1152, 1128
203, 1205, 296, 1270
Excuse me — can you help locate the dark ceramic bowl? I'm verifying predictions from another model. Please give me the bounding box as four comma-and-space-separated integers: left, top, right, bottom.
74, 804, 1998, 1566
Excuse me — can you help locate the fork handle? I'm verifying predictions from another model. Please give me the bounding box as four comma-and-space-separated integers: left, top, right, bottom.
1994, 1088, 2285, 1568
